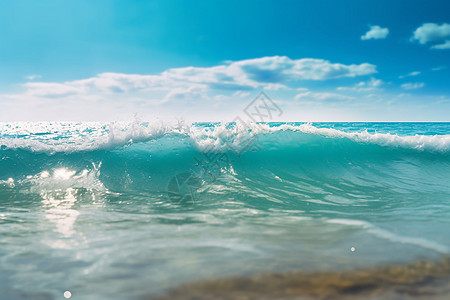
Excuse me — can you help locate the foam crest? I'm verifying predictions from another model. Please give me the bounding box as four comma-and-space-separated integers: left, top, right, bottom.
1, 121, 449, 153
186, 122, 268, 152
282, 123, 450, 152
0, 121, 171, 153
186, 122, 450, 153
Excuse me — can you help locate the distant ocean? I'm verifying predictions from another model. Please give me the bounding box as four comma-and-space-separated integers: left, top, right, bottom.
1, 122, 450, 299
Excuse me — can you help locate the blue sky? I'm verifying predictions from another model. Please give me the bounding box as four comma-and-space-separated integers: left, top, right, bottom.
1, 0, 449, 121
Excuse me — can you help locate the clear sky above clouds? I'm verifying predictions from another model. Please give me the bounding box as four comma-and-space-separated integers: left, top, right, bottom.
0, 0, 449, 121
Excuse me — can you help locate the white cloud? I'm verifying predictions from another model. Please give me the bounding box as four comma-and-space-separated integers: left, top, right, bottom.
431, 40, 450, 49
295, 91, 354, 101
365, 77, 383, 87
399, 71, 421, 78
296, 87, 309, 92
361, 25, 389, 40
401, 82, 425, 90
412, 23, 450, 44
233, 56, 376, 81
412, 23, 450, 49
1, 56, 378, 121
263, 83, 289, 90
24, 82, 84, 97
25, 74, 42, 81
232, 91, 251, 98
164, 86, 205, 101
21, 73, 170, 98
432, 66, 447, 71
337, 77, 383, 92
10, 56, 376, 100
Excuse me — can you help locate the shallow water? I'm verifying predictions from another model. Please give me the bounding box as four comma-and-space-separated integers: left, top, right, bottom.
0, 122, 449, 299
152, 257, 450, 300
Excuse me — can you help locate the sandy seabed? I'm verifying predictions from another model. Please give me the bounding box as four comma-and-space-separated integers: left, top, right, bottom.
151, 256, 450, 300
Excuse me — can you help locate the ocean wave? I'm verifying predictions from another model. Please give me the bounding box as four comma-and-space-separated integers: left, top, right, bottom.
0, 121, 172, 153
1, 121, 449, 154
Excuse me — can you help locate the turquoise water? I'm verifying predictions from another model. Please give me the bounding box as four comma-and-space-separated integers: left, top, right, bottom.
1, 122, 450, 299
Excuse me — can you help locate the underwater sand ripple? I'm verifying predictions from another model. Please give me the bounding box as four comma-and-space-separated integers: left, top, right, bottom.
151, 257, 450, 300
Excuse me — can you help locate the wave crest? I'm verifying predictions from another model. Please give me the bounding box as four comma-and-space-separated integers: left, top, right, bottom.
1, 121, 449, 154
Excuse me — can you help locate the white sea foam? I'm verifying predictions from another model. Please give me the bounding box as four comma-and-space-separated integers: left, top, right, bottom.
0, 121, 170, 153
187, 122, 450, 153
278, 123, 450, 152
15, 164, 108, 193
1, 121, 449, 153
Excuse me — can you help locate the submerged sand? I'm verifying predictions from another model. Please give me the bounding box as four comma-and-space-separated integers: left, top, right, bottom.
151, 256, 450, 300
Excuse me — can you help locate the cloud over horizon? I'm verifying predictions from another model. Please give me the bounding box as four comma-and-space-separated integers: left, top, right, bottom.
10, 56, 377, 100
0, 52, 447, 122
